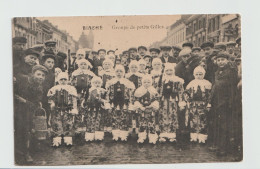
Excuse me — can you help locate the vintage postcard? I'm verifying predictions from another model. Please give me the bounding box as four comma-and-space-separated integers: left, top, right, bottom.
12, 14, 242, 165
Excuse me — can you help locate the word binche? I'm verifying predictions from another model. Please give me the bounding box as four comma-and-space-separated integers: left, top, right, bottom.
83, 26, 103, 30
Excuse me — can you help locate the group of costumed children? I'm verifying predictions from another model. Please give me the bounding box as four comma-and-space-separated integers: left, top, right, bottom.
48, 55, 212, 147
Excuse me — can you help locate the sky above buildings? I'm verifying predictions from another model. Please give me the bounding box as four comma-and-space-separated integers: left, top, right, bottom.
38, 15, 180, 53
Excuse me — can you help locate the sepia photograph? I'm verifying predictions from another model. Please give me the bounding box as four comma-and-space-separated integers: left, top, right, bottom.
12, 14, 242, 166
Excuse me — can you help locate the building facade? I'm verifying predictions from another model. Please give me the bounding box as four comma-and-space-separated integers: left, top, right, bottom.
12, 17, 38, 48
13, 17, 77, 53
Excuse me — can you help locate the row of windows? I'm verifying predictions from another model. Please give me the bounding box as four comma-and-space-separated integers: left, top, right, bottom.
186, 16, 220, 35
168, 30, 185, 45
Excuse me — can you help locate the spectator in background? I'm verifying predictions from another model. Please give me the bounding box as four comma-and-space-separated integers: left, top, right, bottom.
13, 37, 27, 66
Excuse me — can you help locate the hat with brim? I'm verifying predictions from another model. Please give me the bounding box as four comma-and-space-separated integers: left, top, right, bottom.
32, 65, 48, 74
42, 54, 56, 63
182, 42, 194, 49
149, 48, 160, 54
192, 47, 201, 52
44, 40, 56, 46
122, 50, 129, 55
226, 41, 236, 47
107, 50, 115, 54
138, 46, 147, 51
24, 48, 40, 58
57, 52, 67, 60
201, 41, 214, 49
98, 49, 106, 54
215, 52, 230, 59
128, 47, 137, 52
144, 55, 152, 59
214, 42, 226, 50
160, 46, 172, 51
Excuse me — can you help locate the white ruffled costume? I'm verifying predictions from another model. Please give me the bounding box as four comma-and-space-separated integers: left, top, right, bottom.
106, 65, 135, 141
186, 66, 212, 143
47, 72, 78, 146
134, 76, 159, 144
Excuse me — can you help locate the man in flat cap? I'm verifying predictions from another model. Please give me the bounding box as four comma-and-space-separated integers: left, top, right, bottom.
182, 42, 194, 49
44, 40, 57, 55
129, 47, 139, 61
175, 47, 201, 87
107, 50, 115, 55
226, 41, 237, 61
13, 37, 27, 66
191, 47, 201, 58
160, 45, 177, 64
138, 46, 147, 59
149, 48, 160, 59
214, 42, 226, 52
172, 45, 182, 63
200, 41, 218, 83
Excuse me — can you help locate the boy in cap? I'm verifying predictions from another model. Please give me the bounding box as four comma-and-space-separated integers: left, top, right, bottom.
207, 52, 238, 156
14, 65, 48, 162
149, 48, 160, 59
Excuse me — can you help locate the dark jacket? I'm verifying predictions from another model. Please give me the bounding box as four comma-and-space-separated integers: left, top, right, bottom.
175, 55, 201, 87
160, 56, 178, 64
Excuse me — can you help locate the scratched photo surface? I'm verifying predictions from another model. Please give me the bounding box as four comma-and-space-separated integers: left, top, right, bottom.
12, 14, 242, 166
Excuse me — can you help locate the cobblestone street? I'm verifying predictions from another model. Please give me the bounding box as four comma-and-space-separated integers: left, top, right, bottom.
15, 134, 241, 166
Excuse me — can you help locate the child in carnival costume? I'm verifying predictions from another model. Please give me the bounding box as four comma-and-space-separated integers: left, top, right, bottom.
125, 60, 143, 89
185, 66, 212, 143
54, 67, 62, 85
159, 63, 186, 142
99, 59, 115, 88
151, 58, 164, 93
106, 65, 135, 141
134, 75, 160, 144
84, 76, 110, 141
125, 60, 144, 131
47, 72, 78, 147
138, 59, 148, 75
150, 58, 164, 133
98, 58, 115, 132
71, 59, 96, 133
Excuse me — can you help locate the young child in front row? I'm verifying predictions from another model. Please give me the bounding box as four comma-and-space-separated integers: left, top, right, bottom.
134, 75, 159, 144
185, 66, 212, 143
106, 65, 135, 141
159, 63, 186, 142
47, 72, 78, 147
84, 76, 109, 141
